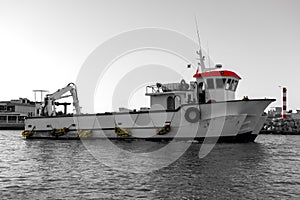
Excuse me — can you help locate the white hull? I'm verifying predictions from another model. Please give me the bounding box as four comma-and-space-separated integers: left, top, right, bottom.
252, 115, 268, 135
24, 99, 274, 142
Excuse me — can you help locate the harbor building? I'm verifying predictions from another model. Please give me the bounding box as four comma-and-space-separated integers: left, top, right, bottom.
0, 98, 38, 129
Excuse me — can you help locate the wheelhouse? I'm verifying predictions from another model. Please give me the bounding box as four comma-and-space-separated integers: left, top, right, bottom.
193, 70, 241, 103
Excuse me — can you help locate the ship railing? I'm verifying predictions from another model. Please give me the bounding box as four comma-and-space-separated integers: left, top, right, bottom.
146, 82, 193, 94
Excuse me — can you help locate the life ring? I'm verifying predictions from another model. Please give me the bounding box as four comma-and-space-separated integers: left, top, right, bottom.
185, 107, 200, 123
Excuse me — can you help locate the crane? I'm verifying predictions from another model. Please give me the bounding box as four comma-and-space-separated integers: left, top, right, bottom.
41, 83, 81, 116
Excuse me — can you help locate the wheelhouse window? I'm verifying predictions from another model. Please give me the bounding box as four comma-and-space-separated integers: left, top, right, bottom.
216, 78, 226, 89
225, 79, 232, 90
224, 78, 239, 91
231, 80, 239, 91
229, 80, 234, 90
206, 78, 214, 89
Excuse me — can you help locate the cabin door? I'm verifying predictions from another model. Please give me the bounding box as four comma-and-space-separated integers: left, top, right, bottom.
167, 96, 175, 110
198, 82, 206, 104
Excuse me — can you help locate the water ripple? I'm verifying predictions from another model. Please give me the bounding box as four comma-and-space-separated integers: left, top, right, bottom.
0, 131, 299, 199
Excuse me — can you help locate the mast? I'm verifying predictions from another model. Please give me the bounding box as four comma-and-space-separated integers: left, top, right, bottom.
195, 17, 206, 72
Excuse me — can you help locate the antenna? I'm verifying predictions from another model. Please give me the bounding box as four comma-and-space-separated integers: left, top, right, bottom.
195, 16, 206, 72
207, 41, 211, 68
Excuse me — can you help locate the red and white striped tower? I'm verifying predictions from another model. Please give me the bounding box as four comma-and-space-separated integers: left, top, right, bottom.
282, 87, 287, 119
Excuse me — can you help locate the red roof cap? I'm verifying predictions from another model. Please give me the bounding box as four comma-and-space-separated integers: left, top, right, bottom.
193, 70, 241, 79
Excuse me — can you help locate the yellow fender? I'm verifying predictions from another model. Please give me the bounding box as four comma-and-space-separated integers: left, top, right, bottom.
156, 124, 171, 135
114, 127, 130, 137
77, 130, 93, 138
21, 130, 34, 137
50, 127, 69, 137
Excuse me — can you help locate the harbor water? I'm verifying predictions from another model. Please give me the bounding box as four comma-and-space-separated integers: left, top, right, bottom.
0, 131, 299, 199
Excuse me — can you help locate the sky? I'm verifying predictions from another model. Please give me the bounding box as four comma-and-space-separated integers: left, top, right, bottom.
0, 0, 299, 112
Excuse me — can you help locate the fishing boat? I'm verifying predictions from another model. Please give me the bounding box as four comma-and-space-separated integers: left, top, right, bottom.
22, 42, 275, 142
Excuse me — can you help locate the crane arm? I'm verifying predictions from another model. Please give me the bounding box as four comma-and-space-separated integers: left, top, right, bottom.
42, 83, 81, 116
